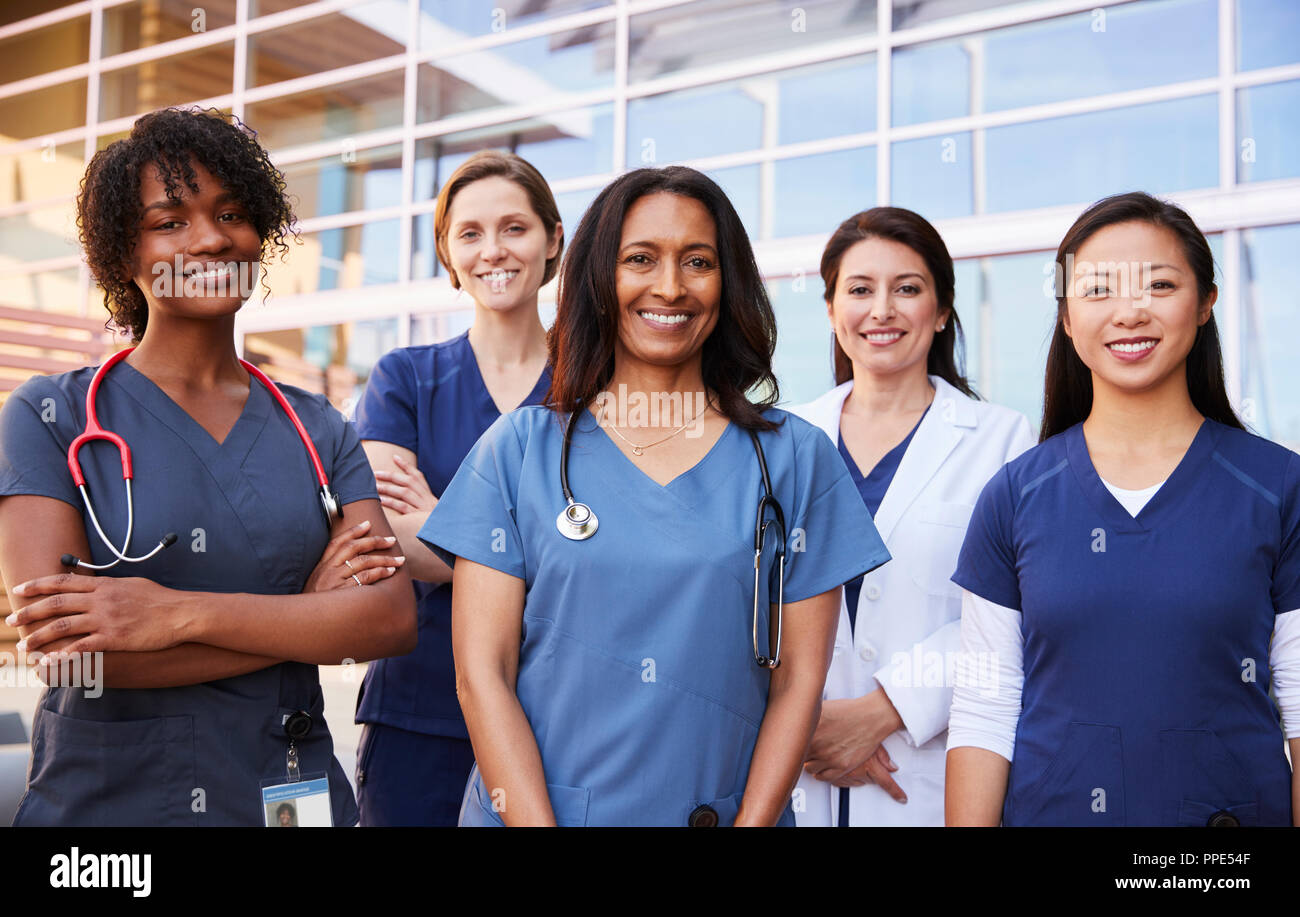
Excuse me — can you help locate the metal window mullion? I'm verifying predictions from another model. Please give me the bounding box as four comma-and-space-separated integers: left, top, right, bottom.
1218, 0, 1235, 190
613, 0, 629, 175
233, 0, 249, 122
877, 0, 891, 205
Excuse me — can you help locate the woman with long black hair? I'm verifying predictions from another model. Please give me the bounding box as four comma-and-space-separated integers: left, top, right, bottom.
946, 191, 1299, 826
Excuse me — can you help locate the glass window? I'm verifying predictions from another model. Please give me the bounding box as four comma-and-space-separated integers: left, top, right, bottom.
246, 69, 405, 151
249, 0, 318, 16
554, 186, 599, 246
1, 2, 81, 29
950, 258, 983, 389
892, 0, 1218, 126
414, 104, 614, 200
1237, 0, 1300, 71
244, 317, 400, 414
0, 267, 82, 313
103, 0, 236, 56
628, 0, 876, 83
978, 251, 1056, 426
769, 276, 836, 407
416, 22, 615, 125
264, 218, 401, 295
0, 201, 80, 266
892, 0, 1038, 31
773, 147, 875, 239
705, 164, 760, 243
0, 143, 83, 207
411, 213, 439, 281
891, 132, 972, 220
418, 0, 609, 45
627, 83, 763, 166
410, 309, 474, 346
1241, 223, 1300, 448
0, 13, 89, 81
777, 55, 875, 146
282, 144, 402, 220
1237, 80, 1300, 183
99, 43, 235, 122
0, 78, 86, 140
248, 3, 404, 89
984, 94, 1218, 214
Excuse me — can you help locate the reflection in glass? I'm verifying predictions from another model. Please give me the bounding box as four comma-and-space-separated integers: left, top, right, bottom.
769, 276, 836, 407
1, 13, 89, 81
554, 186, 599, 247
103, 0, 235, 56
282, 144, 402, 220
892, 0, 1217, 126
984, 95, 1217, 213
418, 0, 608, 45
627, 83, 762, 166
892, 0, 1038, 30
416, 23, 615, 125
0, 201, 80, 267
247, 69, 405, 151
1237, 0, 1300, 71
244, 317, 399, 414
705, 164, 760, 243
0, 143, 83, 207
891, 133, 971, 221
99, 43, 235, 122
264, 218, 401, 295
979, 251, 1055, 426
628, 0, 876, 82
248, 3, 404, 88
410, 310, 474, 347
773, 147, 875, 239
1241, 223, 1300, 448
414, 104, 614, 200
1237, 80, 1300, 183
777, 55, 876, 146
0, 79, 87, 141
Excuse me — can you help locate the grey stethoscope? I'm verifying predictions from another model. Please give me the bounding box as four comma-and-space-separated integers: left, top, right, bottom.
555, 408, 788, 669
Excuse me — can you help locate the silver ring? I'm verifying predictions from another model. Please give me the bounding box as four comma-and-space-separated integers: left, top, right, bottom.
351, 573, 363, 587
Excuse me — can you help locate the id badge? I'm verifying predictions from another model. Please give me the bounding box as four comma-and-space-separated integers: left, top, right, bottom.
261, 774, 333, 827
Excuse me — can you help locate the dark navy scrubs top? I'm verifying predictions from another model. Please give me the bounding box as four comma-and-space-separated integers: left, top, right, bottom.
353, 331, 550, 740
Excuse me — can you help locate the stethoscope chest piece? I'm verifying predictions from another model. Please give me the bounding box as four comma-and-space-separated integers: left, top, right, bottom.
556, 500, 598, 541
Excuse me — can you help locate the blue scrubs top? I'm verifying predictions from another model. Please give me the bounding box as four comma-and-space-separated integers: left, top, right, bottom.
0, 362, 378, 827
419, 405, 891, 826
352, 332, 550, 739
838, 405, 928, 631
953, 419, 1300, 826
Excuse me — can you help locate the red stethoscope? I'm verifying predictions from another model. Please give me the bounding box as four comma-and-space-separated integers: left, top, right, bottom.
62, 346, 342, 570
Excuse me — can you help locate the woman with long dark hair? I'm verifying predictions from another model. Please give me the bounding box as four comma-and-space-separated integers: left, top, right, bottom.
946, 191, 1300, 826
790, 208, 1032, 827
418, 166, 890, 825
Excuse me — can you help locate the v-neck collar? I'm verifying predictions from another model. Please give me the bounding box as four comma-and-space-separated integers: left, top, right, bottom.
837, 404, 929, 483
582, 405, 739, 492
458, 332, 552, 419
1065, 418, 1218, 534
108, 359, 272, 465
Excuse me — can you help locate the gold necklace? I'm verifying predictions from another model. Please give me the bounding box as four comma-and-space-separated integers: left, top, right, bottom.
596, 395, 709, 456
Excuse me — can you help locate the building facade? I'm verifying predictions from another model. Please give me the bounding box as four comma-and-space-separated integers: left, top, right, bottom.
2, 0, 1298, 442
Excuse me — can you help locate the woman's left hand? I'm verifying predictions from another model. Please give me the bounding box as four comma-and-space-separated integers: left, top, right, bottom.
803, 689, 904, 783
6, 574, 184, 656
374, 453, 438, 516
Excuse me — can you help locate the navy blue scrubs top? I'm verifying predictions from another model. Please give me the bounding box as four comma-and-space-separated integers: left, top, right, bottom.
352, 332, 550, 740
953, 420, 1300, 826
835, 405, 926, 827
0, 362, 378, 826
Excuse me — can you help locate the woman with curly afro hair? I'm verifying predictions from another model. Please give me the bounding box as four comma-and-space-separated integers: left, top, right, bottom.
0, 107, 416, 827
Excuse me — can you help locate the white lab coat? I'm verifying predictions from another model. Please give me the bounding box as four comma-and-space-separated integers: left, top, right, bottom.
790, 375, 1034, 826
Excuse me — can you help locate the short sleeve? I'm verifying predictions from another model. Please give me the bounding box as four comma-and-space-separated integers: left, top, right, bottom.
321, 397, 379, 506
1272, 451, 1300, 614
0, 377, 80, 509
417, 412, 526, 580
951, 465, 1021, 611
782, 422, 891, 603
353, 348, 419, 452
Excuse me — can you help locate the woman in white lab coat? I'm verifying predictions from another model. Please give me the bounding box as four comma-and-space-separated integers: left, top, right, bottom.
791, 207, 1033, 827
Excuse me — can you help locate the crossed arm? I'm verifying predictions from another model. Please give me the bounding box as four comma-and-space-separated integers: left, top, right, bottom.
0, 493, 416, 690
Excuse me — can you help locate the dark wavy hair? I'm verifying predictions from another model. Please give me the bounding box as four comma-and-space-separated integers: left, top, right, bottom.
820, 207, 976, 397
1041, 191, 1242, 441
76, 106, 297, 342
546, 166, 780, 432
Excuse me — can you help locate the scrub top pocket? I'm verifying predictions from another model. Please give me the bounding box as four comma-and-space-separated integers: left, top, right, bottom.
1159, 729, 1259, 826
17, 709, 198, 827
1008, 722, 1125, 826
462, 767, 590, 827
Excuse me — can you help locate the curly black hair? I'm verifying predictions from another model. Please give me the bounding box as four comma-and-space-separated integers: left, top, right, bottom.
77, 107, 297, 342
